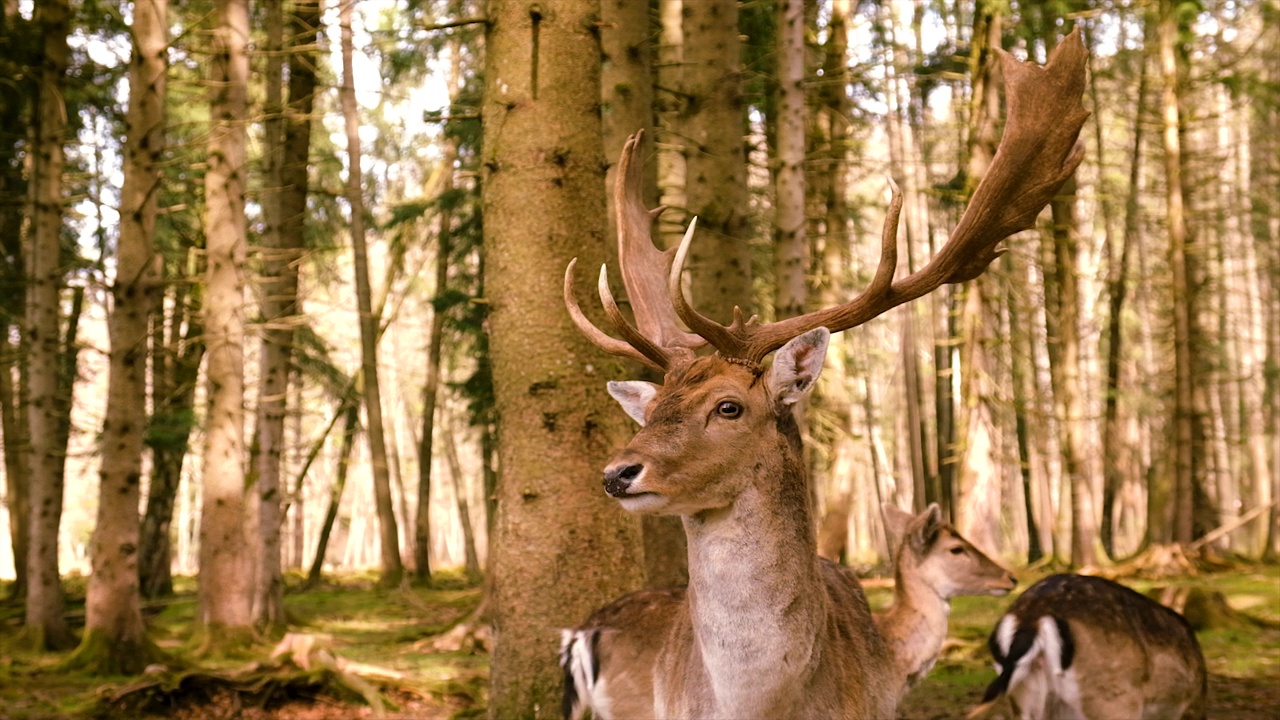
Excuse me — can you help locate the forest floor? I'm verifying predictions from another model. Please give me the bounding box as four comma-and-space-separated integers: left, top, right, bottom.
1, 565, 1277, 719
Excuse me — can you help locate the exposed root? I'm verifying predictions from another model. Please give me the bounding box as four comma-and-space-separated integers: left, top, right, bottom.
102, 633, 418, 719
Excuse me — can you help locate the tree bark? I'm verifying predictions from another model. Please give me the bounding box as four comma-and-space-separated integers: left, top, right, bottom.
24, 0, 74, 651
482, 1, 646, 715
198, 0, 253, 650
772, 0, 806, 321
339, 0, 404, 587
680, 0, 752, 322
71, 0, 168, 674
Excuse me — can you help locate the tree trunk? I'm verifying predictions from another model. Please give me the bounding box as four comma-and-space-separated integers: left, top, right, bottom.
335, 0, 399, 584
772, 0, 806, 321
0, 2, 30, 601
338, 0, 404, 588
71, 0, 168, 674
680, 0, 752, 322
250, 0, 290, 633
443, 408, 481, 583
24, 0, 74, 651
1158, 0, 1202, 546
1100, 17, 1149, 560
275, 0, 320, 573
198, 0, 253, 651
306, 403, 360, 588
482, 0, 646, 714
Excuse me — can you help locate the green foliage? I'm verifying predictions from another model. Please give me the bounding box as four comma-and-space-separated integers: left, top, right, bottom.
144, 407, 197, 453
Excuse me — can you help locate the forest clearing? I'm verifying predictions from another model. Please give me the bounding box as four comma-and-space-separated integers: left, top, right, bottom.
0, 566, 1276, 719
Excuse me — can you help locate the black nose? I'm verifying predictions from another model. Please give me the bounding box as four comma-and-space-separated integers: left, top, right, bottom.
603, 463, 643, 498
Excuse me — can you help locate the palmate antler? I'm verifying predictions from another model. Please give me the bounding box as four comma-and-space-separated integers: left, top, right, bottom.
567, 28, 1090, 371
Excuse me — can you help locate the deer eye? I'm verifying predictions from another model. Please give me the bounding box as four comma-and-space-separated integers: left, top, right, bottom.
949, 546, 966, 556
716, 401, 743, 419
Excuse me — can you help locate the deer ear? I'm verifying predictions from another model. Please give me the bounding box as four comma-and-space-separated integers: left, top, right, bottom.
607, 381, 659, 426
908, 503, 944, 550
769, 328, 830, 406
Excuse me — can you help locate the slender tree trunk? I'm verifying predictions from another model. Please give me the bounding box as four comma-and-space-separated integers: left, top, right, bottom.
273, 0, 320, 577
1100, 19, 1149, 560
443, 408, 481, 583
681, 0, 751, 321
482, 0, 646, 714
1006, 252, 1044, 562
251, 0, 290, 632
198, 0, 253, 651
0, 2, 29, 600
339, 0, 403, 587
306, 403, 360, 588
655, 0, 687, 251
773, 0, 806, 321
24, 0, 73, 651
71, 0, 168, 673
1158, 0, 1201, 546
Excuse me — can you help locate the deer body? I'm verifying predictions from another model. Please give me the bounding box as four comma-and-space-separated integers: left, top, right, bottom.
976, 574, 1207, 720
560, 29, 1087, 720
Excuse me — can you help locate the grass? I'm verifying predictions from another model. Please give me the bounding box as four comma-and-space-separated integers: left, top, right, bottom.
1, 565, 1277, 718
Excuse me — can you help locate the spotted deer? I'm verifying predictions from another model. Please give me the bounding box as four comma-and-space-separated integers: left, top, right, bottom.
970, 573, 1208, 720
559, 29, 1088, 720
559, 503, 1016, 719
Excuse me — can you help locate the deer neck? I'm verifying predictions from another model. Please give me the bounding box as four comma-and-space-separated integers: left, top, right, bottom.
879, 562, 951, 698
679, 424, 826, 715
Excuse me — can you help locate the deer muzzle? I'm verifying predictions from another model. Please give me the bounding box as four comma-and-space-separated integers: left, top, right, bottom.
603, 461, 645, 498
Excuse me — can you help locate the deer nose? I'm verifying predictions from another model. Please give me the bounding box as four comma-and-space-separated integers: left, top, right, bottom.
603, 462, 644, 498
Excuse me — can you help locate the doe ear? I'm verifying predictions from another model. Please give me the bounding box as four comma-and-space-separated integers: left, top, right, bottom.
607, 381, 659, 426
907, 502, 944, 550
769, 328, 830, 406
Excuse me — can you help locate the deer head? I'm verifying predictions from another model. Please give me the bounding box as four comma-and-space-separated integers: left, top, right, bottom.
883, 503, 1017, 599
565, 29, 1090, 513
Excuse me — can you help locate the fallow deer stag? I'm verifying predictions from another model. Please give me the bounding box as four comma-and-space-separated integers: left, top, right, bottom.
560, 503, 1016, 719
970, 573, 1208, 720
560, 28, 1088, 720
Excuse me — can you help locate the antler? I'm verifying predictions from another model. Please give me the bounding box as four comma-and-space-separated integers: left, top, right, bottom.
564, 130, 706, 372
567, 29, 1088, 369
670, 28, 1090, 363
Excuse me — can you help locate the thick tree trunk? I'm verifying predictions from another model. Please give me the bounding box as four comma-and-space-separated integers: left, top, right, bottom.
71, 0, 168, 674
198, 0, 253, 650
339, 0, 404, 587
680, 0, 751, 322
24, 0, 74, 651
482, 1, 646, 715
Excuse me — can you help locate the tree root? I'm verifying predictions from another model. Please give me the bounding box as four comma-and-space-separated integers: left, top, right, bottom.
101, 633, 416, 718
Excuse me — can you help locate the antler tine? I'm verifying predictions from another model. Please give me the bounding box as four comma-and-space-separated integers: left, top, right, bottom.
722, 27, 1090, 363
597, 264, 682, 371
564, 259, 666, 372
669, 217, 756, 357
615, 130, 706, 355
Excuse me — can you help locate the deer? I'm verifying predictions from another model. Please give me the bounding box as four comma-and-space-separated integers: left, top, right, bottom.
969, 573, 1208, 720
560, 503, 1017, 719
558, 28, 1089, 720
877, 503, 1018, 701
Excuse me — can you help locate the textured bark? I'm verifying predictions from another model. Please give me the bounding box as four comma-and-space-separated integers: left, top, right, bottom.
482, 1, 646, 715
1158, 0, 1203, 546
680, 0, 751, 322
251, 0, 289, 632
72, 0, 168, 674
198, 0, 253, 649
339, 0, 404, 587
24, 0, 73, 650
0, 1, 30, 601
772, 0, 806, 321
